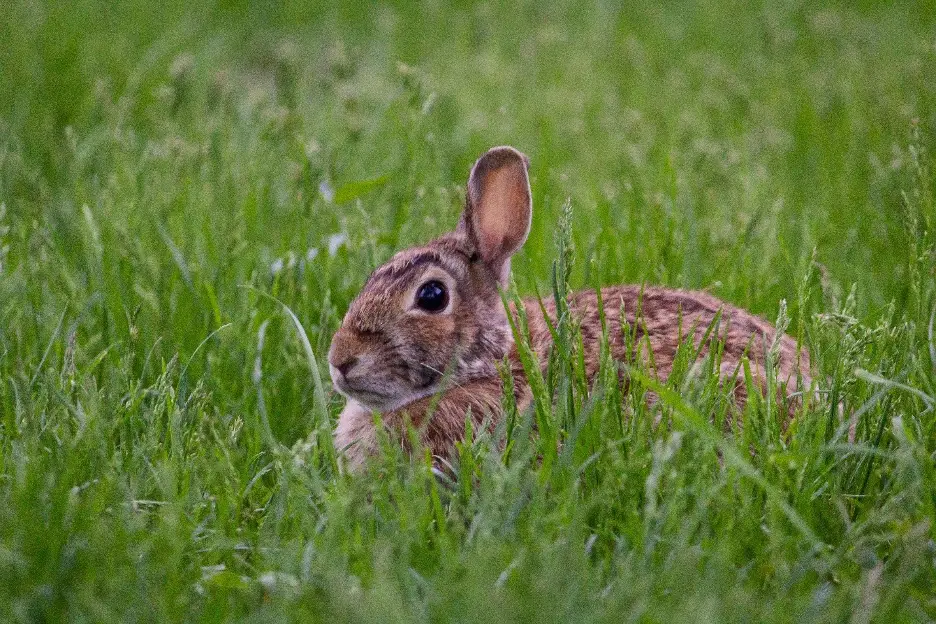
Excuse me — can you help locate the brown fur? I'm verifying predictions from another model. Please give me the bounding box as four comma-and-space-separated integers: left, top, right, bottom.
329, 146, 811, 471
333, 288, 810, 469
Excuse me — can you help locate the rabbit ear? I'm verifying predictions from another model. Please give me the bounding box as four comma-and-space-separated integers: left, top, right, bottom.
459, 146, 532, 283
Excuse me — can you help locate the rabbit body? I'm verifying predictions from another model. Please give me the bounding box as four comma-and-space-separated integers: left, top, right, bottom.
334, 287, 809, 469
329, 147, 810, 470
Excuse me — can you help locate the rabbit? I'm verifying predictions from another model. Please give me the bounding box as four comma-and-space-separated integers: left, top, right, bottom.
328, 146, 812, 470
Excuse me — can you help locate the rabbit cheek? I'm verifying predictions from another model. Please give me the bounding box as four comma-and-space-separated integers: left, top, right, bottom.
408, 318, 457, 383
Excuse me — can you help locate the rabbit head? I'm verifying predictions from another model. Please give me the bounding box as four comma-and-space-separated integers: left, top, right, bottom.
328, 146, 532, 412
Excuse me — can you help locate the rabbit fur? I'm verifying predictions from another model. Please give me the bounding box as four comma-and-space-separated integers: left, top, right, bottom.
328, 146, 811, 470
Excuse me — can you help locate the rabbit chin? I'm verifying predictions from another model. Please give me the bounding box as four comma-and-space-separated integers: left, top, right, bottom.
334, 380, 440, 413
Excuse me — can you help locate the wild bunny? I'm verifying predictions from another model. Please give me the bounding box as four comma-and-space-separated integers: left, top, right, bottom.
328, 146, 811, 469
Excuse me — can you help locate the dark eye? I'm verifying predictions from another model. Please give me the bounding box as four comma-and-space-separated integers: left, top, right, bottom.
415, 280, 449, 313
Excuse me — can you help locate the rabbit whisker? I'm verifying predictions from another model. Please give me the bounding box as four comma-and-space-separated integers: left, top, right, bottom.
420, 362, 465, 390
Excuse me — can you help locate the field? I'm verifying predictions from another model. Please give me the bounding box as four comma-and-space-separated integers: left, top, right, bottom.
2, 0, 936, 621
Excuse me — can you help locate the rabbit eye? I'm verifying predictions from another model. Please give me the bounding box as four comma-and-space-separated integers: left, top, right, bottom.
415, 280, 449, 313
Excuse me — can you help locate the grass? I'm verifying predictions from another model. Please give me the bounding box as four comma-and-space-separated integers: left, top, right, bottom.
1, 0, 935, 620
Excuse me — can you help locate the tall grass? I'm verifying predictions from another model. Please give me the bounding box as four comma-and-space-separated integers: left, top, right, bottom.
1, 0, 935, 620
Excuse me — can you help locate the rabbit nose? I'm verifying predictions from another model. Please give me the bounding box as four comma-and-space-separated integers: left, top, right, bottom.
333, 356, 358, 377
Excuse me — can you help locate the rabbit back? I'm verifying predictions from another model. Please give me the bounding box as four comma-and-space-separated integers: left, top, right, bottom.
514, 285, 810, 410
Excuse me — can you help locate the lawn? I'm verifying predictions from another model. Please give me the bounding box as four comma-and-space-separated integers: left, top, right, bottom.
1, 0, 935, 621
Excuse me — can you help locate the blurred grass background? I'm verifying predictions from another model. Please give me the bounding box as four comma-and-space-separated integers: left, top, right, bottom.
1, 0, 935, 621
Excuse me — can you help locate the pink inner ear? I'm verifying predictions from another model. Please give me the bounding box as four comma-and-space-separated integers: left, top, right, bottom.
471, 163, 531, 266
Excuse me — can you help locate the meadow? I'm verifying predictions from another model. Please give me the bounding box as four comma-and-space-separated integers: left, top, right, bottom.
1, 0, 935, 620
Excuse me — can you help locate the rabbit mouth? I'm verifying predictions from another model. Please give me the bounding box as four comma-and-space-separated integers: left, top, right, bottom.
334, 374, 439, 412
333, 380, 388, 410
332, 375, 378, 402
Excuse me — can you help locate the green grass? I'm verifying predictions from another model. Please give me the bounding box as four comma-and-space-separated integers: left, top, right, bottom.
2, 0, 936, 620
